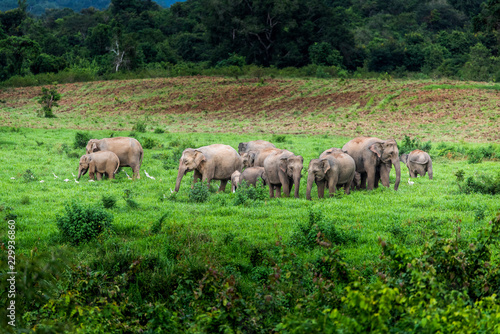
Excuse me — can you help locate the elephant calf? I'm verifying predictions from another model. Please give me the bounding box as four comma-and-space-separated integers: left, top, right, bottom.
78, 151, 120, 180
307, 148, 356, 200
232, 167, 268, 192
400, 150, 433, 179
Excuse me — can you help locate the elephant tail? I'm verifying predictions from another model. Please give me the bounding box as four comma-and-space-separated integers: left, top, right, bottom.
114, 163, 120, 175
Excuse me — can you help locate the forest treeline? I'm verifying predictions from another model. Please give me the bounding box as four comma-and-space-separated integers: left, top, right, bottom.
2, 0, 500, 86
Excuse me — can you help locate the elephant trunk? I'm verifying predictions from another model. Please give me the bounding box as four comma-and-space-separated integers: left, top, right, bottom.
174, 164, 186, 192
393, 158, 401, 191
293, 174, 301, 198
77, 167, 86, 180
306, 174, 314, 200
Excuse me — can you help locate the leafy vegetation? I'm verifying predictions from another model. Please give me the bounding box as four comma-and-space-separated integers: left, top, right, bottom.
2, 0, 500, 86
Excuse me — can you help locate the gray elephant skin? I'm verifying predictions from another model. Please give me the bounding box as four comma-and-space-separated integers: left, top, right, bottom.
400, 150, 433, 179
232, 167, 268, 191
78, 151, 120, 180
342, 137, 401, 191
231, 171, 241, 192
306, 148, 356, 200
263, 150, 303, 198
243, 147, 282, 167
86, 137, 143, 179
238, 140, 276, 155
175, 144, 242, 192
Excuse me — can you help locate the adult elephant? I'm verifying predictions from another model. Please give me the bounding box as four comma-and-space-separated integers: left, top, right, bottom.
243, 147, 282, 167
342, 137, 401, 191
238, 140, 276, 155
306, 148, 355, 200
263, 150, 303, 198
86, 137, 143, 179
175, 144, 242, 192
400, 150, 433, 179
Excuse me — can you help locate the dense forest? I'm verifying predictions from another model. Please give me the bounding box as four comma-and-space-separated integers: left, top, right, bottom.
1, 0, 500, 85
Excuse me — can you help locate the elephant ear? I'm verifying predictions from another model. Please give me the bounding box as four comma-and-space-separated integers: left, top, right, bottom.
194, 150, 206, 167
279, 157, 288, 173
91, 142, 98, 152
320, 159, 331, 174
369, 142, 383, 158
249, 151, 256, 165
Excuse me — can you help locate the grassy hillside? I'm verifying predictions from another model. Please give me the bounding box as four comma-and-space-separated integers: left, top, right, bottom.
0, 77, 499, 332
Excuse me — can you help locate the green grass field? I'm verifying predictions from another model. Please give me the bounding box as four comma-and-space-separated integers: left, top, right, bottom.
1, 77, 499, 332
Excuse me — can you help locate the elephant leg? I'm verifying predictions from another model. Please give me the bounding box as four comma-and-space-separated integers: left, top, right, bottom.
192, 170, 202, 188
317, 180, 325, 199
366, 167, 376, 190
360, 172, 367, 189
219, 180, 228, 192
278, 172, 290, 197
427, 163, 433, 180
97, 172, 103, 181
269, 184, 275, 198
345, 173, 354, 195
379, 164, 390, 188
276, 185, 282, 198
328, 175, 337, 196
130, 163, 140, 179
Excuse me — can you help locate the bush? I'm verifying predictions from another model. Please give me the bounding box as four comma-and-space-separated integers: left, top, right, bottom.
456, 170, 500, 195
233, 180, 267, 206
272, 134, 286, 143
56, 201, 113, 245
22, 169, 37, 182
74, 132, 91, 149
399, 135, 432, 154
189, 181, 210, 203
101, 195, 117, 209
37, 85, 61, 118
154, 127, 165, 134
142, 137, 161, 149
133, 121, 147, 133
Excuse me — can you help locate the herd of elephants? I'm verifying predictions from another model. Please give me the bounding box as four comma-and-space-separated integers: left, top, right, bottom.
77, 136, 433, 200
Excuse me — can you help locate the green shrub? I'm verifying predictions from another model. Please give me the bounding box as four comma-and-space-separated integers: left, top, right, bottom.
399, 135, 432, 154
142, 137, 160, 149
272, 134, 286, 143
233, 180, 267, 205
154, 127, 165, 134
101, 195, 117, 209
133, 121, 147, 133
189, 181, 210, 203
37, 85, 60, 118
151, 213, 169, 234
456, 170, 500, 195
123, 189, 140, 209
23, 169, 37, 182
56, 201, 113, 245
73, 132, 91, 149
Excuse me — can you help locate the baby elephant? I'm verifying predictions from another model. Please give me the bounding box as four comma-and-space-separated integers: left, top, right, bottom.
78, 151, 120, 180
400, 150, 433, 179
306, 148, 356, 200
231, 167, 268, 192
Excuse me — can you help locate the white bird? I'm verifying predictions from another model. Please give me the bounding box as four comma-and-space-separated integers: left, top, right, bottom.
123, 170, 132, 180
150, 176, 155, 180
88, 180, 94, 182
72, 172, 76, 177
52, 173, 58, 178
169, 188, 174, 194
64, 178, 70, 182
408, 178, 414, 186
40, 180, 45, 183
144, 170, 151, 178
74, 179, 79, 184
10, 177, 15, 180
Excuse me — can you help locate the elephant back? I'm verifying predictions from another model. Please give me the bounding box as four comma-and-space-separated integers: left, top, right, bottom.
409, 150, 430, 164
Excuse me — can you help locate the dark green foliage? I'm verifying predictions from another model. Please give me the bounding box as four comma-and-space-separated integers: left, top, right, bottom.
73, 131, 91, 149
141, 137, 160, 149
399, 135, 432, 154
151, 213, 169, 234
189, 181, 210, 203
133, 120, 147, 133
123, 189, 140, 209
37, 85, 60, 118
272, 134, 286, 143
154, 127, 165, 134
290, 208, 357, 249
233, 180, 267, 206
101, 195, 117, 209
22, 169, 37, 182
56, 201, 113, 245
456, 170, 500, 195
468, 145, 497, 163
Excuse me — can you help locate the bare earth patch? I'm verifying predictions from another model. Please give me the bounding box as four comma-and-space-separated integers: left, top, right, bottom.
1, 77, 499, 142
